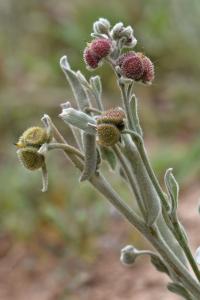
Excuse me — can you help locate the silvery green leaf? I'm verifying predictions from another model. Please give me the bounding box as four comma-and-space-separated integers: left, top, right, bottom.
100, 146, 117, 170
111, 22, 124, 39
76, 71, 91, 90
195, 246, 200, 264
90, 76, 102, 96
164, 168, 179, 214
167, 282, 193, 300
59, 107, 96, 135
150, 255, 169, 276
79, 133, 97, 181
60, 56, 91, 111
179, 222, 188, 244
121, 26, 133, 38
129, 94, 143, 136
90, 76, 103, 111
93, 18, 110, 35
41, 163, 48, 193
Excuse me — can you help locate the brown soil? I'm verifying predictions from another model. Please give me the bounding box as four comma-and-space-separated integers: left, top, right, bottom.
0, 184, 200, 300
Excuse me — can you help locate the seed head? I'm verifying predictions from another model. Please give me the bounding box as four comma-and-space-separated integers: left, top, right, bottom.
83, 47, 100, 70
97, 123, 120, 147
121, 54, 144, 80
16, 126, 51, 149
117, 52, 154, 84
90, 38, 112, 59
17, 147, 45, 171
96, 107, 125, 131
138, 53, 154, 84
116, 51, 136, 67
83, 38, 112, 70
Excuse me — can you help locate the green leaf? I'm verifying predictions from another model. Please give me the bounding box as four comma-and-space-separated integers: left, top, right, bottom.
60, 55, 91, 111
167, 282, 193, 300
150, 255, 170, 276
100, 146, 117, 170
80, 133, 97, 182
164, 168, 179, 215
129, 94, 143, 136
90, 76, 102, 96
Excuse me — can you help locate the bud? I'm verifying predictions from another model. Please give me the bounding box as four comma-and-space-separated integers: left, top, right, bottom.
116, 51, 136, 67
111, 23, 137, 48
117, 52, 154, 84
59, 107, 96, 135
16, 126, 51, 149
17, 147, 45, 171
97, 123, 120, 147
121, 26, 133, 39
121, 54, 144, 80
90, 38, 112, 59
110, 22, 124, 39
137, 53, 154, 84
120, 245, 138, 265
96, 107, 125, 131
93, 18, 110, 35
83, 47, 100, 70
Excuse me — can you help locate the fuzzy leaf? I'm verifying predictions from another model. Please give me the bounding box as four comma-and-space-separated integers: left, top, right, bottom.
59, 108, 96, 135
195, 246, 200, 265
164, 168, 179, 214
150, 255, 169, 276
80, 133, 97, 182
60, 56, 91, 111
100, 146, 117, 170
167, 282, 193, 300
129, 94, 143, 136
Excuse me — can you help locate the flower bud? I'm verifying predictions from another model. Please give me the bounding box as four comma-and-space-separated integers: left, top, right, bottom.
96, 107, 125, 131
120, 245, 138, 265
59, 107, 96, 135
83, 47, 100, 70
137, 53, 154, 84
93, 18, 110, 35
17, 147, 45, 171
121, 54, 144, 80
116, 51, 136, 67
90, 38, 112, 59
16, 126, 51, 149
110, 22, 124, 39
117, 52, 154, 84
97, 123, 120, 147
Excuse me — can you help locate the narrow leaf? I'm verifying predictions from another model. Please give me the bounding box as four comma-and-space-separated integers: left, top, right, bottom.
150, 255, 170, 276
59, 107, 96, 135
164, 168, 179, 214
100, 146, 117, 170
79, 133, 97, 181
60, 56, 91, 111
167, 282, 193, 300
195, 246, 200, 265
129, 94, 143, 136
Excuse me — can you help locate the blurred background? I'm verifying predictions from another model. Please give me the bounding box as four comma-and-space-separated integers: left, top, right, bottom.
0, 0, 200, 299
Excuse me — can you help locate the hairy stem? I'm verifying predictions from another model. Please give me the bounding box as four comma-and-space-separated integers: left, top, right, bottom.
113, 144, 146, 218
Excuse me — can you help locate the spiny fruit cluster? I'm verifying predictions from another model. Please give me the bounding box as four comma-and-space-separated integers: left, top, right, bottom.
117, 51, 154, 84
16, 127, 51, 171
83, 38, 112, 69
96, 107, 125, 147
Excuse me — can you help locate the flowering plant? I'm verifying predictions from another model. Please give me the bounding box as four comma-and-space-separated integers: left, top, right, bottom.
16, 18, 200, 299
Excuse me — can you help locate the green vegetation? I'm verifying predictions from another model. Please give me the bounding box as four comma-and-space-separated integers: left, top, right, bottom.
0, 0, 200, 257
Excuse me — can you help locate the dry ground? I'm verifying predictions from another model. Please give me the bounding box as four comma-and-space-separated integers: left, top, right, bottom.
0, 183, 200, 300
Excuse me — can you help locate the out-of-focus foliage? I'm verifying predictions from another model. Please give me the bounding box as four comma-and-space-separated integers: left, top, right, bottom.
0, 0, 200, 256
